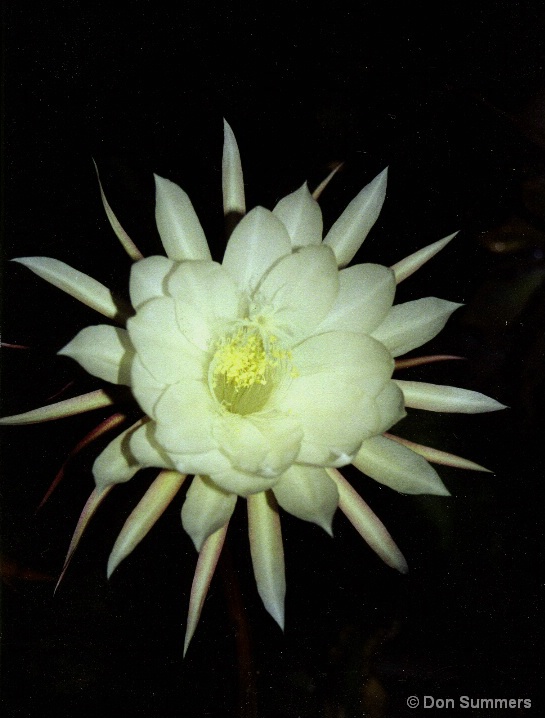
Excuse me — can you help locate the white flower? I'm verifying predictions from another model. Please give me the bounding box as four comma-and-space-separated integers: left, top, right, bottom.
1, 121, 505, 653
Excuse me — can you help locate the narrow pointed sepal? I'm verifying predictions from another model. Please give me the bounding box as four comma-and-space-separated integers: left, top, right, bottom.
183, 523, 229, 656
37, 413, 126, 511
55, 486, 113, 591
323, 167, 388, 267
391, 232, 458, 284
92, 159, 144, 261
222, 119, 246, 216
327, 468, 408, 573
312, 162, 343, 200
395, 380, 507, 413
395, 355, 464, 370
107, 470, 186, 578
384, 433, 492, 472
0, 389, 113, 425
353, 435, 450, 495
12, 257, 129, 320
247, 491, 285, 630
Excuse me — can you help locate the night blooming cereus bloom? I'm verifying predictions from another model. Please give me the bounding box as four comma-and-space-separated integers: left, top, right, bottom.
1, 121, 505, 653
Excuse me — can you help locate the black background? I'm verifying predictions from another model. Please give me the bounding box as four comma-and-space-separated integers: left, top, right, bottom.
2, 2, 544, 717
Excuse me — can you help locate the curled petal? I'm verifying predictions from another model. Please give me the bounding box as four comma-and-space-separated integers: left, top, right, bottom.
272, 183, 323, 248
93, 160, 144, 261
371, 297, 462, 357
12, 257, 129, 321
396, 380, 507, 413
272, 465, 338, 534
182, 474, 237, 551
183, 523, 228, 656
323, 167, 387, 267
327, 468, 408, 573
391, 232, 457, 284
222, 119, 246, 216
222, 207, 292, 294
92, 420, 144, 491
59, 325, 134, 385
353, 435, 450, 495
154, 174, 212, 261
247, 491, 285, 629
129, 255, 176, 309
0, 389, 113, 425
107, 470, 187, 578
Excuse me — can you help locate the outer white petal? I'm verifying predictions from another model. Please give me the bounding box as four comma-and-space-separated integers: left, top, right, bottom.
395, 380, 507, 413
127, 297, 208, 384
392, 232, 457, 284
323, 168, 388, 267
247, 491, 285, 629
315, 264, 396, 335
129, 255, 176, 309
371, 298, 462, 357
129, 422, 174, 468
154, 174, 212, 261
222, 119, 245, 215
213, 412, 303, 479
166, 260, 241, 321
59, 325, 133, 385
353, 435, 450, 495
374, 381, 407, 432
222, 207, 292, 293
181, 474, 237, 551
254, 245, 339, 344
13, 257, 125, 320
272, 465, 338, 534
93, 422, 143, 491
272, 183, 323, 248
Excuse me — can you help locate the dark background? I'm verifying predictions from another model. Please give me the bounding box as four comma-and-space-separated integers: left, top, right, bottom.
1, 2, 544, 716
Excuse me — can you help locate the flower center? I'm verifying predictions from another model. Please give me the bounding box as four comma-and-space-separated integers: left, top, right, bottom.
210, 327, 293, 415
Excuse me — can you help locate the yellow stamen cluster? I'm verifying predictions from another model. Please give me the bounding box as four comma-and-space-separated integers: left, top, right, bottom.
210, 327, 293, 414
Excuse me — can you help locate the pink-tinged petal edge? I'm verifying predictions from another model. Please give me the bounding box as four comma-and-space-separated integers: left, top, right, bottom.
93, 160, 144, 261
326, 468, 408, 573
0, 389, 114, 425
107, 470, 187, 578
36, 413, 126, 511
384, 433, 492, 473
395, 355, 465, 370
55, 486, 114, 592
184, 523, 229, 656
